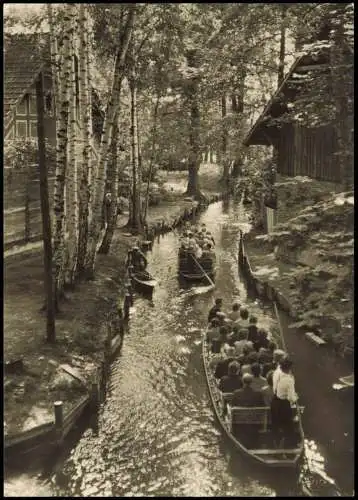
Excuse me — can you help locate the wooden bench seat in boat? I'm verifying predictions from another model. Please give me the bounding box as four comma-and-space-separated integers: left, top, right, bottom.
227, 405, 271, 432
226, 404, 305, 433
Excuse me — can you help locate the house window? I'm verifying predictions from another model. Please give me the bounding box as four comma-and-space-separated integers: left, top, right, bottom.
5, 125, 14, 140
28, 94, 36, 115
17, 96, 28, 115
16, 120, 27, 137
30, 121, 38, 138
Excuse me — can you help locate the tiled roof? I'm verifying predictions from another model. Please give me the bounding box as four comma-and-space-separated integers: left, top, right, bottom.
4, 33, 51, 117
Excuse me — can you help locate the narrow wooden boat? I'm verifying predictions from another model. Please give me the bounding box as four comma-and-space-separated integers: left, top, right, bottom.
178, 249, 215, 283
131, 270, 157, 295
202, 332, 305, 468
179, 269, 215, 283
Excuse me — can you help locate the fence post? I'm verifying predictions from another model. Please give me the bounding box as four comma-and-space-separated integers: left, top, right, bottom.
90, 381, 99, 434
100, 360, 107, 402
124, 294, 131, 320
117, 306, 124, 337
54, 401, 64, 445
24, 179, 31, 242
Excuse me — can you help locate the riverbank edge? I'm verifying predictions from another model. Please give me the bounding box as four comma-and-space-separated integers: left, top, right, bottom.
238, 231, 353, 361
4, 192, 223, 462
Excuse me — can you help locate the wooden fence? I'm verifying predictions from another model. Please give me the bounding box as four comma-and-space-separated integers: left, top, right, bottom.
4, 164, 55, 248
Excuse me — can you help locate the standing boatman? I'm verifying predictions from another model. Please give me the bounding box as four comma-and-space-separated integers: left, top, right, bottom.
129, 246, 148, 272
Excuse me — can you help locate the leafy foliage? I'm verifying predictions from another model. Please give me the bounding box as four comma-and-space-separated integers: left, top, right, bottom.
4, 139, 56, 170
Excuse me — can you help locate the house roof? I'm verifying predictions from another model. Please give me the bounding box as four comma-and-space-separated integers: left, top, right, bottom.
4, 33, 51, 117
243, 49, 330, 147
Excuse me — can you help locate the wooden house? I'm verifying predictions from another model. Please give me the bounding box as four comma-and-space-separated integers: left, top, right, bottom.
243, 48, 344, 183
4, 33, 104, 247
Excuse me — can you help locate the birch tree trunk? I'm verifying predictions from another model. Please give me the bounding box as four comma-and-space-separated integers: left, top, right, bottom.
98, 117, 120, 254
65, 15, 79, 287
77, 4, 92, 278
84, 6, 136, 279
52, 4, 75, 302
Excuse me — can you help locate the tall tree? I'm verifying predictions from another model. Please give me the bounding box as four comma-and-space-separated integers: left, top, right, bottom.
51, 4, 76, 302
65, 10, 79, 286
127, 57, 143, 233
98, 115, 120, 253
36, 71, 56, 342
77, 4, 92, 277
84, 5, 136, 278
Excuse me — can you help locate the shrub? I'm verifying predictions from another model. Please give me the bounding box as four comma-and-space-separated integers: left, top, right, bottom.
4, 138, 56, 170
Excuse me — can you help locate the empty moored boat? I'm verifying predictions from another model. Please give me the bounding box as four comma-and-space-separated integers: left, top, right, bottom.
131, 270, 157, 295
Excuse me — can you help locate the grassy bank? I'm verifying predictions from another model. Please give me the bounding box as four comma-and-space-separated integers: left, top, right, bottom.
244, 176, 353, 357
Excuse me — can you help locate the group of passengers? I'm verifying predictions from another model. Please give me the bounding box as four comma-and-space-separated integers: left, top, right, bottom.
207, 297, 298, 447
179, 223, 215, 260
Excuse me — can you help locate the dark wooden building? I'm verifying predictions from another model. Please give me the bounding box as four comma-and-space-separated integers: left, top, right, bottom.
243, 48, 351, 184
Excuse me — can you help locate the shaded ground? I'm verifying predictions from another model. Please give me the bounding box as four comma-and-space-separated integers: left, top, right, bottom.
244, 176, 353, 357
4, 165, 221, 439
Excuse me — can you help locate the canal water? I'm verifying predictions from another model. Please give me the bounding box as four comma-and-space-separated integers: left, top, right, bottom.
6, 200, 353, 497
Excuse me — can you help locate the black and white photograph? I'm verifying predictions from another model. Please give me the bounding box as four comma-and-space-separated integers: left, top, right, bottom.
4, 2, 354, 497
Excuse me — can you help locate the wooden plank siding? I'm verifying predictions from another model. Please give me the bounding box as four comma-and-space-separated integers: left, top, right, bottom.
276, 123, 340, 182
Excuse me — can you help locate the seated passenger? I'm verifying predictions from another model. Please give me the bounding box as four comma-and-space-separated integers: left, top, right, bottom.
201, 243, 211, 259
233, 329, 249, 356
228, 302, 241, 323
206, 231, 215, 245
207, 318, 220, 342
212, 326, 228, 354
228, 325, 240, 345
258, 347, 273, 364
235, 306, 250, 329
254, 328, 270, 351
268, 340, 277, 353
272, 349, 287, 369
250, 363, 267, 392
241, 351, 259, 375
181, 231, 190, 248
231, 373, 265, 407
218, 361, 242, 393
258, 347, 274, 377
216, 311, 228, 326
247, 315, 259, 345
242, 341, 255, 358
261, 370, 274, 406
208, 298, 223, 323
214, 346, 237, 379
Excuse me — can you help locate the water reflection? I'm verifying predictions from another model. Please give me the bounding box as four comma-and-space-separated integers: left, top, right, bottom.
52, 201, 349, 497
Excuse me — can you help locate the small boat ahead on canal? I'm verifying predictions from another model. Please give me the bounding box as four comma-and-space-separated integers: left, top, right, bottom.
202, 331, 305, 468
178, 249, 215, 283
131, 270, 157, 295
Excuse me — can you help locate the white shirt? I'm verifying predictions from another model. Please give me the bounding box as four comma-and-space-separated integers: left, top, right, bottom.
273, 369, 297, 403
